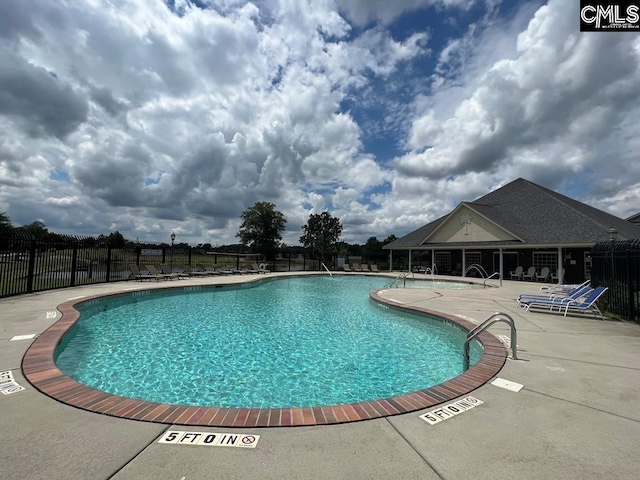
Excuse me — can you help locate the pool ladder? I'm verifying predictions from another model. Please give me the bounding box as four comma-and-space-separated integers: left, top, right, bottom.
463, 312, 518, 370
384, 271, 413, 288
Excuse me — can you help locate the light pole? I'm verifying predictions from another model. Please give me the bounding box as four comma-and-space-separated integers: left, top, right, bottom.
608, 227, 617, 283
170, 231, 176, 272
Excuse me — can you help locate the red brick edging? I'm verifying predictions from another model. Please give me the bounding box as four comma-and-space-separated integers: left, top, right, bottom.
22, 286, 506, 427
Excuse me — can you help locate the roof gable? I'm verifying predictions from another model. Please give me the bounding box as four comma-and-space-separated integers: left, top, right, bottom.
422, 203, 522, 244
385, 178, 640, 249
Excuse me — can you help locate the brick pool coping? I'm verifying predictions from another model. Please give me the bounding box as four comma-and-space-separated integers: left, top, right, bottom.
22, 284, 507, 427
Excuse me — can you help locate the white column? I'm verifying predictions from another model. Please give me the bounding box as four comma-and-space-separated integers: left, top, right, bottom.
389, 250, 393, 272
499, 248, 503, 287
557, 247, 563, 284
408, 249, 412, 272
432, 248, 435, 273
462, 249, 466, 276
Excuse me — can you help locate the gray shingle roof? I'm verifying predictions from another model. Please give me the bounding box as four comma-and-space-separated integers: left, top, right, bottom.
385, 178, 639, 249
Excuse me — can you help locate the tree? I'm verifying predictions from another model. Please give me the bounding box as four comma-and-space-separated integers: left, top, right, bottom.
236, 202, 287, 260
107, 231, 126, 248
21, 220, 48, 237
383, 234, 397, 245
300, 211, 343, 265
364, 236, 383, 261
0, 212, 12, 228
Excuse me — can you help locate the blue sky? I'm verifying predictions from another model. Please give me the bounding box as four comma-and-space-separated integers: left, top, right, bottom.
0, 0, 638, 245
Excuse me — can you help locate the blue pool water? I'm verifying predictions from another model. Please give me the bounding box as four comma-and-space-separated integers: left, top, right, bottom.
56, 276, 482, 408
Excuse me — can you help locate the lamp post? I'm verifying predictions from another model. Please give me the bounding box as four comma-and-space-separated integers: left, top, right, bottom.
608, 227, 617, 283
170, 231, 176, 272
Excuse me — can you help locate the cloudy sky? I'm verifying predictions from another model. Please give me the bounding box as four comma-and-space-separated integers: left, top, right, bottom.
1, 0, 639, 246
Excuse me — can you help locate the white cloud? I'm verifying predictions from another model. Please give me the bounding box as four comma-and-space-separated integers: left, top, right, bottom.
0, 0, 638, 247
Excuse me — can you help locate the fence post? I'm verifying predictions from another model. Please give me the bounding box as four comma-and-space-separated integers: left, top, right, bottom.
26, 240, 37, 293
188, 247, 192, 266
106, 246, 112, 282
70, 243, 78, 287
288, 253, 291, 271
627, 250, 635, 321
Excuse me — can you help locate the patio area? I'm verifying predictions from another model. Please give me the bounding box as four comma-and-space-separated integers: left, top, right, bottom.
1, 273, 639, 479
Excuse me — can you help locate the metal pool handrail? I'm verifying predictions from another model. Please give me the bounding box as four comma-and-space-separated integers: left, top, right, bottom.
321, 263, 333, 276
463, 312, 517, 370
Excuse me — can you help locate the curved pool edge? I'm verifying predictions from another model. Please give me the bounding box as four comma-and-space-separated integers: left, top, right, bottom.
21, 281, 507, 428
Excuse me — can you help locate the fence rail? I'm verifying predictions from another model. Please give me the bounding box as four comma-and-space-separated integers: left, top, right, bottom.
0, 228, 340, 298
590, 239, 640, 323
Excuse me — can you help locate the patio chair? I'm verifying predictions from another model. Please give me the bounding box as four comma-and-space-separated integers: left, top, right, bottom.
361, 264, 371, 272
522, 266, 536, 281
526, 286, 608, 319
352, 263, 363, 272
145, 264, 174, 280
370, 265, 380, 273
343, 264, 352, 272
128, 264, 161, 281
519, 285, 594, 310
239, 264, 260, 274
556, 286, 608, 319
252, 262, 271, 274
550, 267, 564, 284
510, 266, 523, 280
160, 264, 185, 280
516, 283, 592, 306
536, 267, 550, 282
182, 265, 209, 277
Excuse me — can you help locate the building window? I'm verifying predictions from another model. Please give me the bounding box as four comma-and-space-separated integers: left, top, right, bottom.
532, 251, 557, 272
465, 251, 482, 267
435, 252, 451, 272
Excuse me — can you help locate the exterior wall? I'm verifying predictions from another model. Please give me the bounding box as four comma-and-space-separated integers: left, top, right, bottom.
426, 205, 519, 244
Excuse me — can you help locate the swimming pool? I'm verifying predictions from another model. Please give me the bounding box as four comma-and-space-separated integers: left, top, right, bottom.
54, 276, 483, 409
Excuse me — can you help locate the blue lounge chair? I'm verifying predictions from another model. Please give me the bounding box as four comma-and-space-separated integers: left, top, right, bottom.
524, 286, 607, 319
556, 286, 608, 319
516, 283, 592, 307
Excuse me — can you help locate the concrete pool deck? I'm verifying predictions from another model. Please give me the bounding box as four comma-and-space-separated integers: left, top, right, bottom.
1, 272, 639, 479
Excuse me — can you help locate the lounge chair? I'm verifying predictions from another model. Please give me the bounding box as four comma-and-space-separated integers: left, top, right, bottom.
509, 266, 523, 280
516, 283, 592, 307
557, 286, 608, 319
240, 264, 260, 274
361, 264, 371, 272
343, 264, 352, 272
145, 264, 174, 280
128, 264, 161, 281
182, 265, 209, 277
522, 266, 536, 281
160, 264, 185, 280
252, 263, 271, 274
539, 279, 589, 294
352, 263, 363, 272
370, 265, 380, 273
526, 286, 608, 319
550, 267, 564, 284
520, 285, 594, 310
536, 267, 550, 282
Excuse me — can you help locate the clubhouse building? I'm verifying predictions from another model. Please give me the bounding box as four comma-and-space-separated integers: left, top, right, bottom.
384, 178, 639, 284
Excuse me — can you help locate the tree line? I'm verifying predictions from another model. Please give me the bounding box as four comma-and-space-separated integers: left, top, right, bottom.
1, 207, 397, 262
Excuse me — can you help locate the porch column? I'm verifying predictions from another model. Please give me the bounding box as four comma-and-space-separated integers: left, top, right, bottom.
499, 248, 503, 287
557, 247, 563, 284
432, 248, 435, 273
462, 248, 466, 276
408, 249, 412, 272
389, 250, 393, 272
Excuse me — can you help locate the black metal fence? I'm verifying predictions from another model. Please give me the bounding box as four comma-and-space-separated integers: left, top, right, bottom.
0, 228, 326, 299
590, 239, 640, 323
